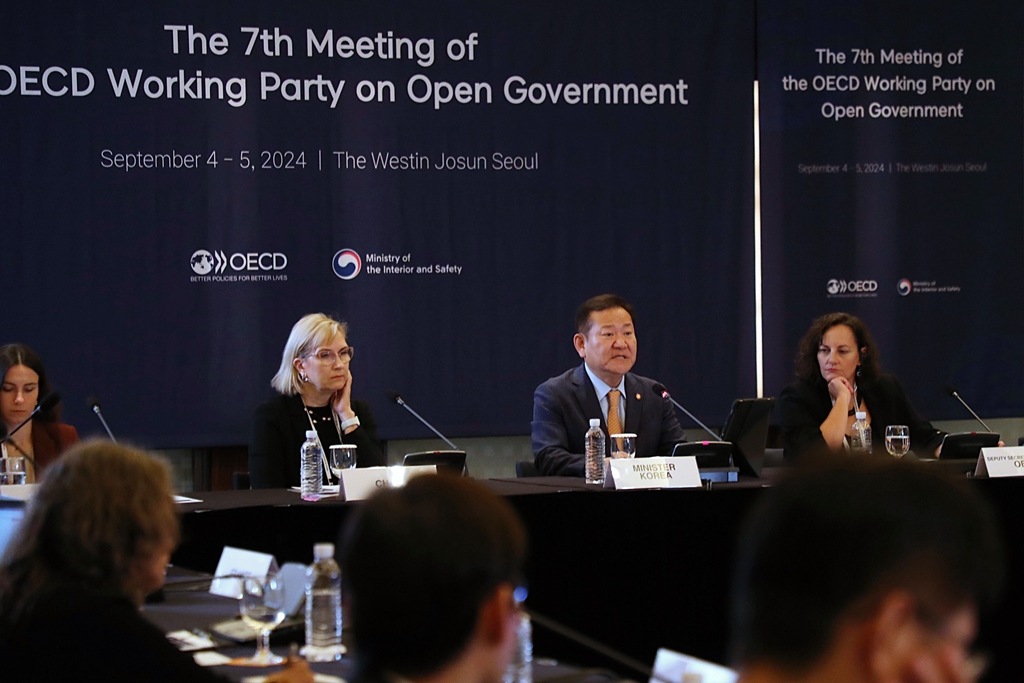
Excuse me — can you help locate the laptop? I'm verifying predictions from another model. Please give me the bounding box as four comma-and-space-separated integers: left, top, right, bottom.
720, 398, 776, 477
0, 499, 26, 558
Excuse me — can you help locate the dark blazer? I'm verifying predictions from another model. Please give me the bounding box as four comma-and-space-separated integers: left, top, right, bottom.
0, 585, 228, 683
249, 394, 386, 488
779, 373, 944, 462
531, 364, 685, 476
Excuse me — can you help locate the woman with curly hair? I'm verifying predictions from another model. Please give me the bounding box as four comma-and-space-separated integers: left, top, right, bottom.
779, 313, 944, 462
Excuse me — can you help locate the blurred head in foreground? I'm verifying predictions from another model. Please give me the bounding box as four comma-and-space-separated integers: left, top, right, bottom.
340, 474, 527, 683
0, 440, 179, 622
731, 461, 1004, 683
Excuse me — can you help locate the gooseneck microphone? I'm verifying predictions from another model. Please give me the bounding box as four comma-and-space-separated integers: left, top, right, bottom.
86, 396, 117, 442
527, 608, 675, 683
945, 385, 993, 432
6, 392, 62, 440
652, 383, 720, 441
1, 392, 59, 468
386, 391, 459, 450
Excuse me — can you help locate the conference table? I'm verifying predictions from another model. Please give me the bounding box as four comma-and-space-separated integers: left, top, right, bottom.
143, 575, 620, 682
167, 469, 1024, 682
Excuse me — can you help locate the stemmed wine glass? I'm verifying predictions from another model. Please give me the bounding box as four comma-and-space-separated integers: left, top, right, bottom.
885, 425, 910, 459
236, 574, 287, 666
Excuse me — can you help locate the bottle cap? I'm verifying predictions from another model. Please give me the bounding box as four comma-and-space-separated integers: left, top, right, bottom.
306, 430, 318, 439
855, 412, 866, 420
589, 418, 601, 428
314, 542, 335, 560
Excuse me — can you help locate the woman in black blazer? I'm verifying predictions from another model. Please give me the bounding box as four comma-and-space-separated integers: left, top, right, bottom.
249, 313, 386, 488
779, 312, 944, 462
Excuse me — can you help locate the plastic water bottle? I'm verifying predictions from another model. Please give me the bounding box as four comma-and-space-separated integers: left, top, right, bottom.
301, 430, 323, 501
585, 418, 606, 484
503, 612, 532, 683
851, 412, 872, 455
303, 542, 343, 661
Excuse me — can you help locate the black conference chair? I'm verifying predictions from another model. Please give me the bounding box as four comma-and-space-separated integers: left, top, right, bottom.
232, 471, 251, 490
515, 460, 539, 477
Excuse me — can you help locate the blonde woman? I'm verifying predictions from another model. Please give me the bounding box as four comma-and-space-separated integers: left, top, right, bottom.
249, 313, 385, 489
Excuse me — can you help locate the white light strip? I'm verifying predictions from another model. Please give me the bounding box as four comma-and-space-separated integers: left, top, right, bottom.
753, 80, 764, 398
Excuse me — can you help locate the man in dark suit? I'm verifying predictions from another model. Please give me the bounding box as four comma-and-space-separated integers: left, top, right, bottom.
531, 294, 684, 476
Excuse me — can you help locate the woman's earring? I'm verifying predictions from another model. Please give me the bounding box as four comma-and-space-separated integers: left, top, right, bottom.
299, 372, 309, 383
856, 366, 861, 378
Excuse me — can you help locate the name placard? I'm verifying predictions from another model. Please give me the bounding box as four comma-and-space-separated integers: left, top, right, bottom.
340, 464, 438, 501
975, 446, 1024, 478
652, 647, 738, 683
606, 456, 702, 490
209, 546, 279, 598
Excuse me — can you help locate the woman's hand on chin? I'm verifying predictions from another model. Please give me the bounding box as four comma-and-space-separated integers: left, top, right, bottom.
332, 367, 354, 420
827, 376, 855, 404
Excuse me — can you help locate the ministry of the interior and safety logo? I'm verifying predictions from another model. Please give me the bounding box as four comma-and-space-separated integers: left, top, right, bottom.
333, 249, 361, 280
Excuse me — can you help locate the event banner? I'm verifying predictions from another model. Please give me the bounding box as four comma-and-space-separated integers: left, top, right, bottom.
1, 1, 754, 445
758, 1, 1024, 419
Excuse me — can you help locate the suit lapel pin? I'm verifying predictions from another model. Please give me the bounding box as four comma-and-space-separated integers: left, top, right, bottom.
635, 393, 641, 400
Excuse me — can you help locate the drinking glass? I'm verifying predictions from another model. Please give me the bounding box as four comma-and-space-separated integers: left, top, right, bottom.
885, 425, 910, 459
236, 574, 287, 666
329, 444, 357, 478
0, 457, 26, 485
610, 433, 637, 459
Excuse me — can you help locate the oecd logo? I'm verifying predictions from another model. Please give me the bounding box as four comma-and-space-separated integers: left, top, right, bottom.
191, 250, 227, 274
897, 279, 912, 296
827, 279, 878, 295
333, 249, 362, 280
191, 249, 285, 275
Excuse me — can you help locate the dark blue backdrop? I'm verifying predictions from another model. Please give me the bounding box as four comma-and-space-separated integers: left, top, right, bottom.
758, 0, 1024, 421
1, 0, 756, 446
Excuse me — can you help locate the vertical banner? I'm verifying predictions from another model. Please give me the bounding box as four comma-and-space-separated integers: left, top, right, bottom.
1, 0, 753, 445
759, 1, 1024, 418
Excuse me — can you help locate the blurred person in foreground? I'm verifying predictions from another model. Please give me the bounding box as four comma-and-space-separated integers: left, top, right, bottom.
731, 460, 1005, 683
339, 474, 527, 683
0, 343, 79, 481
0, 440, 311, 683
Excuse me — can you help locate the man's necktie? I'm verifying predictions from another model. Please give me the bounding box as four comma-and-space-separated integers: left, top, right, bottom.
607, 389, 622, 436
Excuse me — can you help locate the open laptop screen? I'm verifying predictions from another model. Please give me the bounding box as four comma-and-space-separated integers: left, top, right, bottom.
720, 398, 775, 477
0, 500, 26, 559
